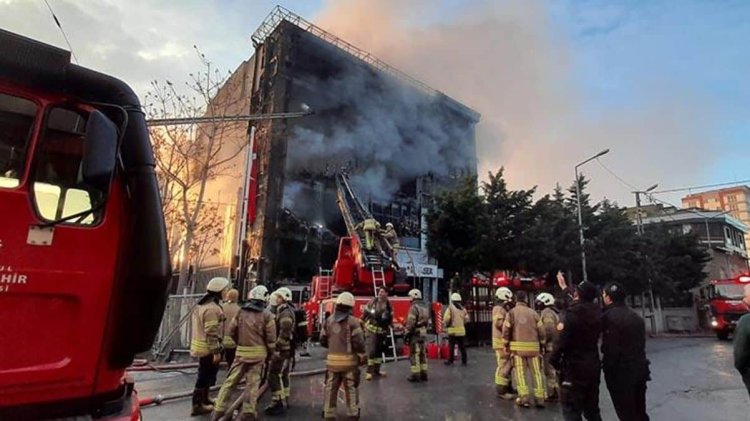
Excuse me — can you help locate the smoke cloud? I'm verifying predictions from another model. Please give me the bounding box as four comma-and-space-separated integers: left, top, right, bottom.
313, 0, 719, 205
285, 40, 475, 206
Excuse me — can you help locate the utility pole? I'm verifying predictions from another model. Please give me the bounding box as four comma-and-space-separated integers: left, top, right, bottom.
633, 184, 658, 333
574, 148, 610, 283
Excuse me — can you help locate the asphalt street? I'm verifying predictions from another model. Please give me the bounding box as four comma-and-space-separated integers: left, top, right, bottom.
138, 337, 748, 420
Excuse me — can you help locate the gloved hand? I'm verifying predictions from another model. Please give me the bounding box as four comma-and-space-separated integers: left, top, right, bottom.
404, 334, 411, 346
212, 353, 222, 365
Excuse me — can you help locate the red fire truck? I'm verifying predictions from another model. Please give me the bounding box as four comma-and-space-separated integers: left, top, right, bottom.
304, 174, 438, 344
0, 30, 170, 419
696, 274, 750, 340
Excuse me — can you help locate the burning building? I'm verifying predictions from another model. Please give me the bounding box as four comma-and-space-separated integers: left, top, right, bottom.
227, 7, 479, 292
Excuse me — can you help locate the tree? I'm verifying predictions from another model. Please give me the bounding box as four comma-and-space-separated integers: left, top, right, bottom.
426, 176, 484, 287
145, 50, 247, 293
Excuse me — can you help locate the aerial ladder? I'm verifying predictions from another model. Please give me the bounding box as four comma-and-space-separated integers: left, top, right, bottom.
335, 173, 398, 362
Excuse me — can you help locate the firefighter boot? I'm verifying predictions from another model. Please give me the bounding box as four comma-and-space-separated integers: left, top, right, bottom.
515, 397, 531, 408
191, 389, 214, 416
420, 372, 428, 382
203, 388, 216, 406
264, 399, 285, 416
496, 385, 514, 400
407, 374, 420, 382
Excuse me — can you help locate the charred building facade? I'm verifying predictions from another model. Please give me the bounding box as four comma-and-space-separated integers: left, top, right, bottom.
240, 8, 479, 290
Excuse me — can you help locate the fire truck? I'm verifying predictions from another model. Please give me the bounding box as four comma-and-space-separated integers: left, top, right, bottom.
696, 274, 750, 340
0, 30, 170, 419
464, 271, 546, 344
304, 173, 435, 351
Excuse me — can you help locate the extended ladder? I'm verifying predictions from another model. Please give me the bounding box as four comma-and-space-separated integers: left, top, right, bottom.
371, 265, 398, 363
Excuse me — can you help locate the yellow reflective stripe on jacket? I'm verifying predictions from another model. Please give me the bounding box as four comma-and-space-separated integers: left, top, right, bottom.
191, 339, 209, 353
447, 326, 465, 336
492, 337, 507, 349
509, 341, 540, 352
365, 322, 383, 334
204, 320, 219, 329
223, 336, 237, 348
326, 353, 358, 367
236, 345, 267, 359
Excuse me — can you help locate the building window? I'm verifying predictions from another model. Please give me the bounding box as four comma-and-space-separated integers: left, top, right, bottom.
729, 204, 739, 211
727, 195, 737, 203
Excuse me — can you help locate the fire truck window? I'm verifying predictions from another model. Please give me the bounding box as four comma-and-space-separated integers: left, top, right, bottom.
30, 107, 103, 225
0, 93, 36, 188
715, 284, 744, 300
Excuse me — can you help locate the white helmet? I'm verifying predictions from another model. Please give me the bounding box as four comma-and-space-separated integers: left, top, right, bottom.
386, 222, 394, 228
275, 287, 292, 302
450, 292, 462, 302
536, 292, 555, 307
336, 292, 355, 307
495, 287, 513, 302
206, 277, 230, 293
249, 285, 269, 301
408, 289, 422, 300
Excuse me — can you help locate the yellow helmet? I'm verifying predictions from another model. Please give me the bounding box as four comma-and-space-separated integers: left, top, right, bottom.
495, 287, 513, 302
450, 292, 462, 302
248, 285, 269, 301
206, 277, 230, 293
336, 292, 355, 307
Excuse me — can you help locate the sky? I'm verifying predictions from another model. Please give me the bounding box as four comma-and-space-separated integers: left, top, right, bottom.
1, 0, 747, 208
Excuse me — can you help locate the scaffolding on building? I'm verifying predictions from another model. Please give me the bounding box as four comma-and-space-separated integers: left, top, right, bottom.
251, 5, 480, 121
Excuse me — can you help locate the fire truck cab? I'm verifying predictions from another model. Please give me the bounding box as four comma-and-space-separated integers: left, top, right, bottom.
0, 30, 170, 419
697, 274, 750, 340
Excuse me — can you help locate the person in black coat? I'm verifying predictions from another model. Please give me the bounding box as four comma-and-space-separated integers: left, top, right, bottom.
550, 281, 602, 421
601, 282, 650, 421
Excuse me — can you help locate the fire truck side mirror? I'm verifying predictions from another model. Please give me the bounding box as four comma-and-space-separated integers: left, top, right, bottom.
82, 110, 118, 192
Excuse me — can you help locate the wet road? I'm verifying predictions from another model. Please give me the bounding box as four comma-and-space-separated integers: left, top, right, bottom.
140, 337, 748, 420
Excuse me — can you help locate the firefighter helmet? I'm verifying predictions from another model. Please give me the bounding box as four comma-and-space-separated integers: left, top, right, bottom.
226, 288, 239, 302
386, 222, 394, 228
206, 277, 230, 293
336, 292, 355, 307
408, 289, 422, 300
495, 287, 513, 302
536, 292, 555, 307
249, 285, 269, 301
450, 292, 462, 302
275, 287, 292, 302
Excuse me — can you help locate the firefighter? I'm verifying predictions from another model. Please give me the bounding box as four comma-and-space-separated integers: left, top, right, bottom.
381, 222, 400, 266
267, 291, 279, 314
550, 281, 602, 421
211, 286, 276, 421
492, 287, 515, 398
502, 290, 546, 408
190, 277, 230, 416
405, 288, 430, 382
362, 287, 393, 380
601, 282, 650, 421
536, 292, 560, 401
355, 218, 379, 250
222, 288, 241, 369
320, 292, 367, 421
443, 292, 468, 366
265, 287, 296, 415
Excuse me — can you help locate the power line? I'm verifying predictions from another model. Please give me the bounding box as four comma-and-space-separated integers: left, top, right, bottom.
42, 0, 79, 64
595, 158, 639, 191
652, 179, 750, 195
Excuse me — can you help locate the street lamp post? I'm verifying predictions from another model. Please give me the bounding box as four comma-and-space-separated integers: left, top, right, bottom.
575, 148, 610, 283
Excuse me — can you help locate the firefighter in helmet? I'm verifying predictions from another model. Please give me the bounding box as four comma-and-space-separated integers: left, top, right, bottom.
492, 287, 515, 398
265, 287, 296, 415
362, 287, 393, 380
405, 288, 430, 382
536, 292, 561, 401
211, 286, 276, 421
190, 277, 230, 416
380, 222, 400, 267
502, 290, 547, 408
355, 218, 380, 250
320, 292, 367, 420
444, 292, 469, 365
222, 288, 241, 369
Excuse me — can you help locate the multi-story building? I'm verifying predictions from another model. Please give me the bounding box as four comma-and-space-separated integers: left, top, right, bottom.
641, 209, 749, 280
682, 186, 750, 251
202, 7, 479, 296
